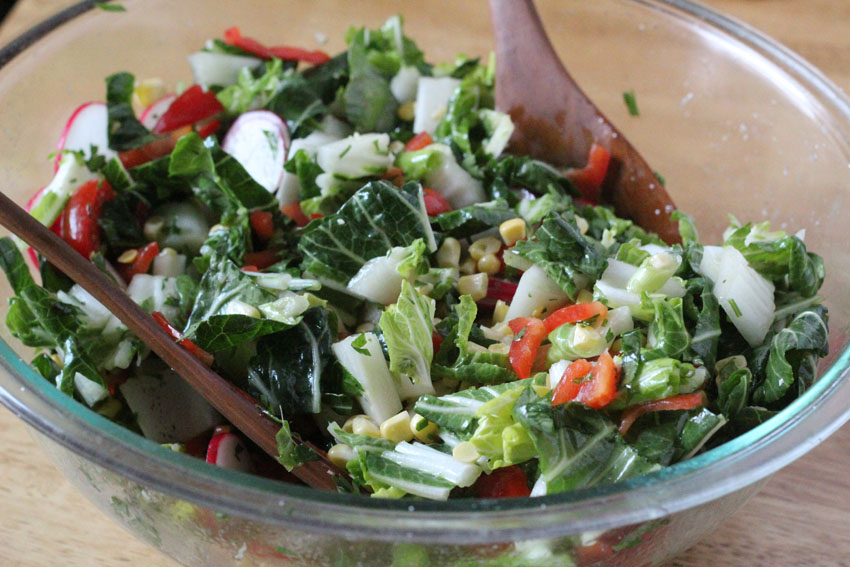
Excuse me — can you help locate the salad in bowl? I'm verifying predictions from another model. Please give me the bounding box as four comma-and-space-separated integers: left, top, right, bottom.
2, 14, 828, 503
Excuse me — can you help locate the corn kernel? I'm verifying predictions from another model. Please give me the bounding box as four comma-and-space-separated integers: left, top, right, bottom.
452, 441, 480, 464
328, 444, 356, 468
159, 247, 177, 256
208, 223, 227, 234
117, 249, 138, 264
576, 289, 594, 304
610, 338, 623, 353
499, 218, 527, 246
389, 140, 405, 154
459, 256, 477, 275
410, 413, 440, 443
468, 236, 502, 261
132, 78, 168, 109
575, 215, 589, 235
458, 273, 489, 302
343, 414, 365, 433
222, 299, 260, 318
492, 299, 509, 324
380, 411, 414, 443
96, 397, 123, 420
143, 215, 164, 241
436, 237, 461, 268
532, 385, 551, 398
397, 100, 416, 122
50, 352, 64, 368
350, 415, 381, 437
477, 254, 501, 276
356, 322, 375, 334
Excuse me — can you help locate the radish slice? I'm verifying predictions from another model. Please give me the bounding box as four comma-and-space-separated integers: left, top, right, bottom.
206, 432, 254, 473
222, 110, 290, 192
54, 102, 116, 171
139, 93, 176, 130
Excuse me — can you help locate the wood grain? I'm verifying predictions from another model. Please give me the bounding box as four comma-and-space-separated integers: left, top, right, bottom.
1, 1, 849, 566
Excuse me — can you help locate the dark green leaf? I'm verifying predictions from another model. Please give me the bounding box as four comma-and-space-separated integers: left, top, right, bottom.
106, 72, 155, 151
432, 200, 516, 238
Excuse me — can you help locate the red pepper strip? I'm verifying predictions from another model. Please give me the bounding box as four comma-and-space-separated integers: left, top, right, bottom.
551, 358, 594, 406
542, 301, 609, 334
565, 143, 611, 204
195, 117, 221, 139
60, 180, 115, 259
243, 249, 281, 270
508, 317, 546, 379
423, 188, 452, 216
118, 126, 192, 169
431, 331, 444, 354
152, 84, 224, 135
474, 466, 531, 498
240, 265, 259, 273
280, 202, 310, 227
223, 26, 330, 64
405, 131, 434, 151
119, 241, 159, 282
618, 392, 707, 436
249, 210, 275, 241
268, 45, 331, 65
152, 311, 214, 367
487, 278, 519, 303
553, 353, 620, 409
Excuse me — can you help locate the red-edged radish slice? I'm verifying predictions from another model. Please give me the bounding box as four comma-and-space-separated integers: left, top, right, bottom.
206, 431, 254, 473
139, 93, 176, 130
54, 102, 116, 171
221, 110, 290, 193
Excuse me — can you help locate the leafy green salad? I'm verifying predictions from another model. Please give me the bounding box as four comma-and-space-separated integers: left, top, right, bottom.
1, 17, 828, 501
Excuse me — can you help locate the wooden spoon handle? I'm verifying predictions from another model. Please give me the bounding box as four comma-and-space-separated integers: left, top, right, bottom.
490, 0, 681, 244
0, 190, 342, 491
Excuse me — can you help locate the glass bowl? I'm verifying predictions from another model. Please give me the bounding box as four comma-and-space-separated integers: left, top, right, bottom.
1, 1, 850, 565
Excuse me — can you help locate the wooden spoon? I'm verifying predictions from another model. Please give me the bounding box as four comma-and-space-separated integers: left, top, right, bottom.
0, 191, 345, 492
489, 0, 681, 244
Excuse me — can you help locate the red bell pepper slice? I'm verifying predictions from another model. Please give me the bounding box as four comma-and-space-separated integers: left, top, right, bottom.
119, 241, 159, 281
152, 85, 224, 135
118, 126, 192, 169
474, 466, 531, 498
405, 132, 434, 152
552, 351, 620, 409
243, 249, 281, 270
249, 210, 275, 241
543, 301, 608, 334
223, 27, 330, 65
280, 202, 310, 227
60, 179, 115, 259
508, 317, 546, 379
195, 117, 221, 139
152, 311, 214, 367
423, 188, 452, 216
618, 392, 707, 436
565, 143, 611, 204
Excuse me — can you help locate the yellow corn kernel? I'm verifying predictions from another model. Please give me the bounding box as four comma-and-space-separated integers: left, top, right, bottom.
96, 398, 123, 420
132, 78, 168, 109
410, 413, 440, 443
492, 299, 509, 324
389, 140, 405, 154
328, 444, 356, 469
499, 218, 527, 246
452, 441, 480, 464
343, 414, 366, 433
397, 100, 416, 122
159, 247, 177, 256
575, 215, 589, 236
576, 289, 594, 304
350, 415, 381, 438
459, 256, 477, 275
611, 338, 623, 353
458, 273, 489, 302
117, 249, 138, 264
468, 236, 502, 261
477, 254, 501, 276
380, 411, 414, 443
436, 237, 461, 268
50, 352, 64, 369
143, 215, 164, 241
532, 385, 551, 398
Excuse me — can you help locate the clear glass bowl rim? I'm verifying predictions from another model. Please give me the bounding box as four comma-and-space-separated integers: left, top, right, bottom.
1, 0, 850, 544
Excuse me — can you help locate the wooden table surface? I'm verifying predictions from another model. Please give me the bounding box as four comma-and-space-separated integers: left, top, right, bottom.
1, 1, 850, 566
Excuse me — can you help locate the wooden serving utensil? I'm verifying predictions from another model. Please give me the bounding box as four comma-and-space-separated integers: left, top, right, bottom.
489, 0, 681, 244
0, 190, 346, 492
